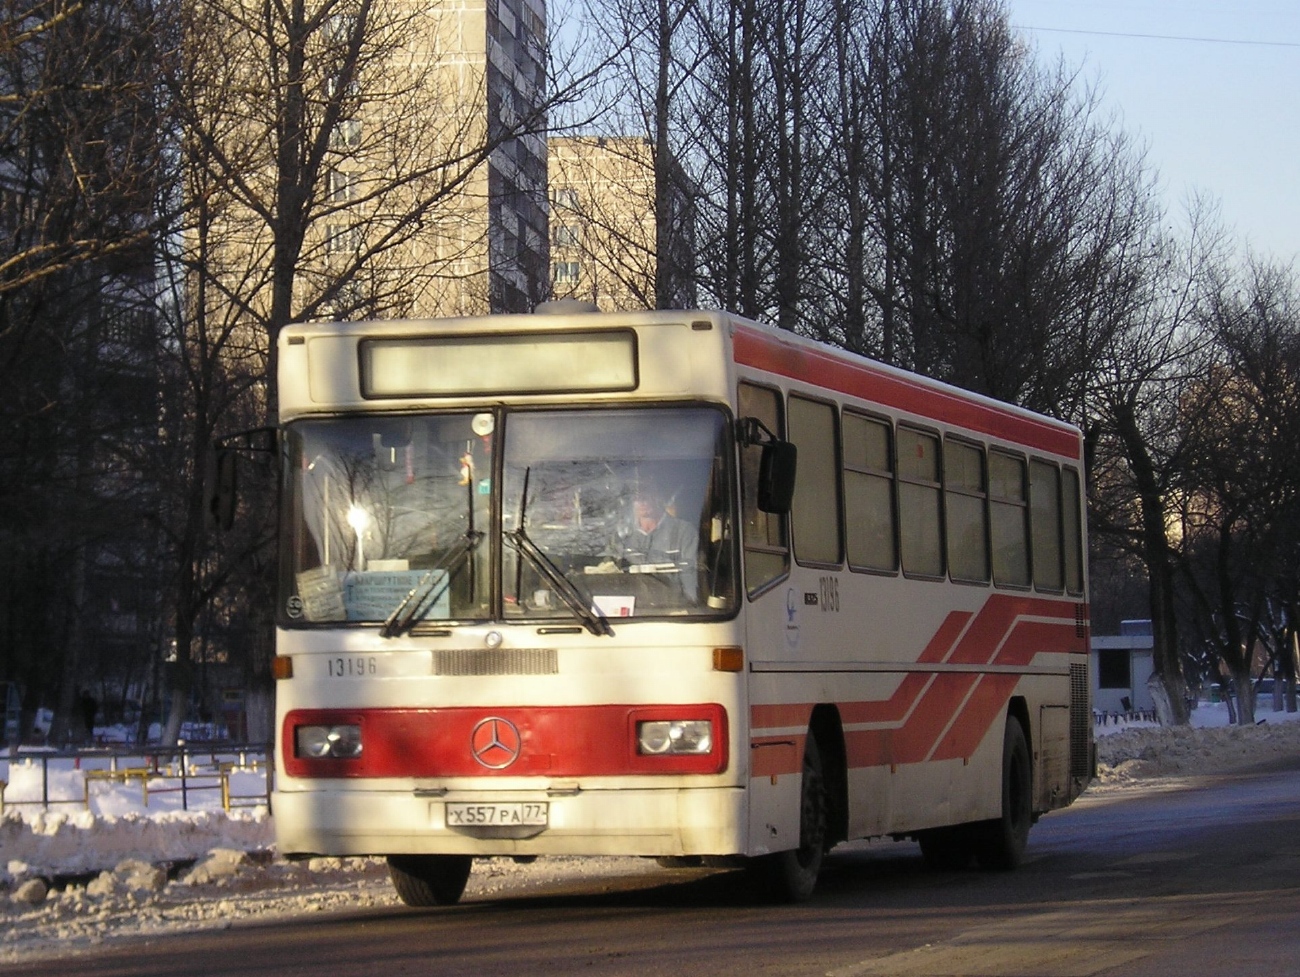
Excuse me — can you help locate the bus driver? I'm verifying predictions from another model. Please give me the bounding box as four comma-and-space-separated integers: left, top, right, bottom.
609, 478, 699, 600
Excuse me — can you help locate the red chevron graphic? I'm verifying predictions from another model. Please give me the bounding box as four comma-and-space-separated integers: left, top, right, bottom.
750, 593, 1087, 774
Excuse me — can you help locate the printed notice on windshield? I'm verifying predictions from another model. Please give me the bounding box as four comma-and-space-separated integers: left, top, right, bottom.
344, 570, 449, 621
295, 567, 346, 621
592, 594, 635, 618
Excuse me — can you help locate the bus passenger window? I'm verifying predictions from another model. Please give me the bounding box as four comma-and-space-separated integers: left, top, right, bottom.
945, 440, 989, 583
1063, 467, 1084, 594
788, 395, 842, 566
989, 451, 1029, 587
739, 383, 789, 594
897, 427, 943, 578
1030, 460, 1063, 592
843, 413, 897, 572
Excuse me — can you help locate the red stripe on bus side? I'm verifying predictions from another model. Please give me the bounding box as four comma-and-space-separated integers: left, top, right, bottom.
754, 610, 971, 732
751, 735, 804, 777
732, 326, 1081, 458
928, 673, 1020, 763
889, 672, 981, 763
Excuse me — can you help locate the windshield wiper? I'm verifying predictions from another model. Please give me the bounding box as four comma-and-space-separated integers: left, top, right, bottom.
380, 531, 483, 638
504, 527, 613, 637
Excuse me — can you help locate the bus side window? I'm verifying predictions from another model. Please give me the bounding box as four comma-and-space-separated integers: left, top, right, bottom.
843, 412, 897, 572
897, 427, 943, 578
738, 382, 790, 595
1063, 466, 1084, 594
1030, 460, 1064, 592
945, 439, 989, 583
990, 451, 1030, 587
788, 394, 842, 567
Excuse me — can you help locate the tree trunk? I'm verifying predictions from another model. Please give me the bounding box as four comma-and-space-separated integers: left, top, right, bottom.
1146, 674, 1180, 728
162, 685, 187, 745
1287, 628, 1299, 713
1233, 670, 1256, 725
1113, 394, 1190, 723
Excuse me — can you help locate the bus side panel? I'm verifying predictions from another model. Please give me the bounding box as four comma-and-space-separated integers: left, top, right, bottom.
743, 573, 1087, 844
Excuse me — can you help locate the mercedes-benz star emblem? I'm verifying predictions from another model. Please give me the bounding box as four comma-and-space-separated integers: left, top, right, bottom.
470, 717, 522, 769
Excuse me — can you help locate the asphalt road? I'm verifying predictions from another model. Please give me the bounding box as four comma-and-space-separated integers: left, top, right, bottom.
8, 763, 1300, 977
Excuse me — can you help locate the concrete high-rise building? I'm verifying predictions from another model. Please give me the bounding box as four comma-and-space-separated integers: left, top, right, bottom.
548, 136, 695, 312
198, 0, 549, 325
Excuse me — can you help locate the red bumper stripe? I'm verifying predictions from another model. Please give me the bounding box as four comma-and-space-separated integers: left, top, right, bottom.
282, 703, 728, 779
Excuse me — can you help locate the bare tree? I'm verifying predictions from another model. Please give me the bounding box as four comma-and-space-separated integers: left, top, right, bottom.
1087, 203, 1227, 725
0, 0, 171, 741
1175, 258, 1300, 724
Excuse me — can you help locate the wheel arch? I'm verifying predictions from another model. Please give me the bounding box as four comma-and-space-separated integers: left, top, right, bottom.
1006, 696, 1031, 753
808, 703, 847, 847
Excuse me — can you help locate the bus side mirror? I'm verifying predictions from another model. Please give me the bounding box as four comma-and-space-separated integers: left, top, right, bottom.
757, 441, 797, 514
209, 448, 238, 531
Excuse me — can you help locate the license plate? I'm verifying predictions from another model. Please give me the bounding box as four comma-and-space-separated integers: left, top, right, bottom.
445, 802, 549, 827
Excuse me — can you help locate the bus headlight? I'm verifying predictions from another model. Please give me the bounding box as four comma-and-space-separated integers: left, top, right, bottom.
637, 719, 713, 756
295, 723, 363, 759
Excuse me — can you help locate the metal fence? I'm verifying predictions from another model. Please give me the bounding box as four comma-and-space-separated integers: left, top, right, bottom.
0, 742, 274, 814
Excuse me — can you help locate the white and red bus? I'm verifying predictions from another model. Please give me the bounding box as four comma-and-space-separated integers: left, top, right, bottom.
269, 306, 1093, 904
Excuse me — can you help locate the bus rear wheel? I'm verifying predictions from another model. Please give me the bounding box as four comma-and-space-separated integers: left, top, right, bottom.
974, 718, 1033, 870
752, 732, 827, 902
387, 854, 473, 906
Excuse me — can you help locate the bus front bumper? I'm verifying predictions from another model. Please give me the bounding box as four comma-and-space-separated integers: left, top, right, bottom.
273, 785, 748, 859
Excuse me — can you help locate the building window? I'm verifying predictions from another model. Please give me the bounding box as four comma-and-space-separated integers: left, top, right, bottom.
325, 224, 361, 255
325, 13, 358, 44
552, 261, 580, 283
329, 171, 358, 203
330, 119, 362, 149
1097, 649, 1131, 690
553, 187, 578, 209
326, 74, 361, 102
553, 224, 580, 247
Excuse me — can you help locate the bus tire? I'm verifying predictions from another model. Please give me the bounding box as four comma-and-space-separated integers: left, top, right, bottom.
387, 854, 473, 906
974, 718, 1032, 871
752, 732, 827, 902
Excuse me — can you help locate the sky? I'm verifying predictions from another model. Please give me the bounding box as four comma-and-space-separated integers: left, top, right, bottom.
1006, 1, 1300, 263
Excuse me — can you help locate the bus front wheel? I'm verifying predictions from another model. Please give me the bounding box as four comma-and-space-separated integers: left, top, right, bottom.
752, 732, 827, 902
387, 854, 473, 906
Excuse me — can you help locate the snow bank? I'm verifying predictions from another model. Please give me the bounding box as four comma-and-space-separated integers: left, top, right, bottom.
2, 808, 272, 882
1096, 711, 1300, 782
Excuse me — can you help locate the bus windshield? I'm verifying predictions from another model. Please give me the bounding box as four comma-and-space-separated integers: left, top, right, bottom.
280, 405, 737, 627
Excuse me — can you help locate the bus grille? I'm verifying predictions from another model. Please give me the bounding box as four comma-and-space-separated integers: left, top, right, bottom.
434, 648, 559, 676
1069, 662, 1091, 779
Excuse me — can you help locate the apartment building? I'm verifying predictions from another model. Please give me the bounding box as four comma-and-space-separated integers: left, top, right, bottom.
548, 136, 696, 312
199, 0, 548, 325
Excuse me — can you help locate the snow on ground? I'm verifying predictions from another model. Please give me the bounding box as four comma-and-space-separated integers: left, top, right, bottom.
1093, 699, 1300, 782
4, 702, 1300, 964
